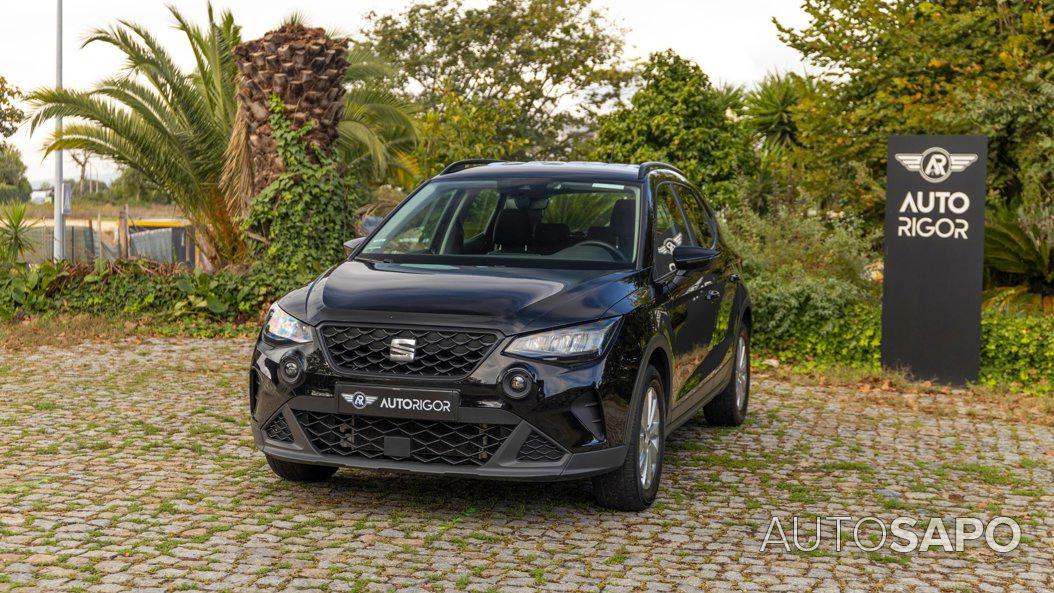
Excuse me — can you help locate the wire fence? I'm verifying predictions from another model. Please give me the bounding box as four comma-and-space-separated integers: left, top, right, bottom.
23, 219, 199, 267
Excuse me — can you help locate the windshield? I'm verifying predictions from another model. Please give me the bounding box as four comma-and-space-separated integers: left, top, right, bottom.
360, 177, 641, 269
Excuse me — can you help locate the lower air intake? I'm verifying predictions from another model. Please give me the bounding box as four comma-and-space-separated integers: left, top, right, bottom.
516, 431, 566, 462
294, 411, 513, 466
264, 413, 294, 442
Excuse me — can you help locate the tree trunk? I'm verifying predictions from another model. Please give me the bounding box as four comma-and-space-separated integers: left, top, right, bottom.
233, 24, 350, 195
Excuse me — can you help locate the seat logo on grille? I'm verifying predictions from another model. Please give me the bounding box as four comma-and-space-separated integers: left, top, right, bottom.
389, 338, 417, 362
342, 391, 377, 410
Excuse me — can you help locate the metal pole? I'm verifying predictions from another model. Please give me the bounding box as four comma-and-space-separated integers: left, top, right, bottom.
52, 0, 65, 261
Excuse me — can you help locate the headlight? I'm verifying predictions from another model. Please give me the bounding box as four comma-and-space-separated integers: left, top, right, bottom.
505, 318, 620, 361
263, 304, 313, 344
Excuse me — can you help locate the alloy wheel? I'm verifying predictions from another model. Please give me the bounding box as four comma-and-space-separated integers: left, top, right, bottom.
638, 385, 662, 490
734, 335, 748, 410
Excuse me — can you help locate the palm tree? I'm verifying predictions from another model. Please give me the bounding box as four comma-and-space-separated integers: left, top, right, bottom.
226, 18, 418, 205
28, 5, 245, 265
29, 5, 417, 266
746, 72, 807, 155
0, 203, 37, 263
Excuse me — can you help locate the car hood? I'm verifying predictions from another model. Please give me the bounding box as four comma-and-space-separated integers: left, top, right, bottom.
281, 259, 646, 335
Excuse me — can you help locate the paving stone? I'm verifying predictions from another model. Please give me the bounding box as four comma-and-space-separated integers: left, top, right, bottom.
0, 338, 1051, 591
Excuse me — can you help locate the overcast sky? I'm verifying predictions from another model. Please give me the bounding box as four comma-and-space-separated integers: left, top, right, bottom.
1, 0, 810, 184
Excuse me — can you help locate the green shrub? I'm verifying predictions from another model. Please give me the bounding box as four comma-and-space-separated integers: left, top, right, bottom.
0, 259, 310, 323
980, 311, 1054, 390
246, 96, 361, 274
0, 262, 65, 319
723, 205, 875, 288
750, 281, 1052, 393
749, 276, 880, 368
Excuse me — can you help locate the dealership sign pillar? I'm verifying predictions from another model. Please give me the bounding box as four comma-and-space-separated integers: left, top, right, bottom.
882, 135, 988, 386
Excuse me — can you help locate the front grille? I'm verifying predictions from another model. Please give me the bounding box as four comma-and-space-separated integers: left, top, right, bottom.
294, 411, 513, 466
264, 413, 294, 442
516, 431, 566, 462
319, 325, 498, 378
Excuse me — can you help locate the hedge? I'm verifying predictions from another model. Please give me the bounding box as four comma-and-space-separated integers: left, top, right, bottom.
0, 260, 303, 323
750, 278, 1053, 393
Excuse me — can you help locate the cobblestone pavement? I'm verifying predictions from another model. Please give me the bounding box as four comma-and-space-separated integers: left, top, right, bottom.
0, 338, 1052, 592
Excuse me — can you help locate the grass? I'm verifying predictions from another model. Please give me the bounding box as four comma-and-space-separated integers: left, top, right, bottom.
755, 357, 1054, 426
820, 461, 874, 473
0, 314, 257, 352
952, 462, 1019, 487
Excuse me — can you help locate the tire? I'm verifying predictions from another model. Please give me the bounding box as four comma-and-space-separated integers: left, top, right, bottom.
703, 325, 750, 427
265, 454, 338, 482
592, 365, 665, 511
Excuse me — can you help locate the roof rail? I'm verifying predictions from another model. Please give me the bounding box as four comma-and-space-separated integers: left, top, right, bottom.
439, 159, 505, 175
638, 161, 686, 180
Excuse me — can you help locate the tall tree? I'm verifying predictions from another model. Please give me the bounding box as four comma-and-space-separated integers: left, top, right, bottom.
777, 0, 1054, 218
591, 51, 756, 209
0, 76, 23, 138
360, 0, 629, 171
0, 143, 31, 203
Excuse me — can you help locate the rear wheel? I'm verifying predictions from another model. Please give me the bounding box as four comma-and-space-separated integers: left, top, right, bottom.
592, 365, 665, 511
265, 455, 338, 482
703, 326, 750, 426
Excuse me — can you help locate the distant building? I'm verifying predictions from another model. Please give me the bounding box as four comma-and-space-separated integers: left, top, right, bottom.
29, 189, 52, 205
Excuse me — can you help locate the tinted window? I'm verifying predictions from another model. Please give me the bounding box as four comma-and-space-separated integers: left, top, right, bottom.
675, 184, 716, 248
361, 178, 641, 268
653, 183, 690, 276
459, 189, 500, 239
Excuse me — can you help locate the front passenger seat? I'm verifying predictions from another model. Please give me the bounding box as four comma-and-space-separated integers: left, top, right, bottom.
491, 209, 532, 253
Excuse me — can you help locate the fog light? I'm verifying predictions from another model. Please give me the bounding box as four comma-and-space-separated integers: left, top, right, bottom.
501, 368, 533, 400
278, 353, 304, 386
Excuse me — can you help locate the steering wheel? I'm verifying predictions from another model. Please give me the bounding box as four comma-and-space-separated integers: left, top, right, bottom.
571, 240, 626, 261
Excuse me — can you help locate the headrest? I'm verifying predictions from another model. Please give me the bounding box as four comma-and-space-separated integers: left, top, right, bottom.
610, 200, 636, 232
492, 208, 532, 251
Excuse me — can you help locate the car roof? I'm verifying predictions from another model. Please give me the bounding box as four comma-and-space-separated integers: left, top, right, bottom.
436, 161, 653, 183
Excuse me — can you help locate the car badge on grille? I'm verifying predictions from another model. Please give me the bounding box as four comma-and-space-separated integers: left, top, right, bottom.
342, 391, 377, 410
389, 338, 417, 362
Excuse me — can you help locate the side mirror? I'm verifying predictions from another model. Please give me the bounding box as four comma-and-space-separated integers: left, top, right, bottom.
672, 246, 720, 271
343, 237, 366, 257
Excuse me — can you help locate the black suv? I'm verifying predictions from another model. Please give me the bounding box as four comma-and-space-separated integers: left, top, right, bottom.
250, 160, 752, 510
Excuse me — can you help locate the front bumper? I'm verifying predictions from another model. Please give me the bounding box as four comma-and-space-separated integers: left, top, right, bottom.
253, 397, 626, 481
248, 324, 640, 481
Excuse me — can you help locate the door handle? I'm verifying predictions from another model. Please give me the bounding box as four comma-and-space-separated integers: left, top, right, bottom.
706, 289, 721, 300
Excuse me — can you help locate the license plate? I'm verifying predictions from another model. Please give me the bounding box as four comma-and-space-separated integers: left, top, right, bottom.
335, 384, 459, 421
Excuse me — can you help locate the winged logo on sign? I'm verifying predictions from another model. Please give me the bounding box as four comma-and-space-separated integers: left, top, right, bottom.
895, 147, 978, 183
342, 391, 377, 410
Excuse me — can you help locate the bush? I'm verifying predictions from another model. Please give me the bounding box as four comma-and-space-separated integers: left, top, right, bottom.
750, 282, 1053, 393
980, 312, 1054, 390
723, 205, 876, 288
749, 276, 880, 368
0, 259, 311, 324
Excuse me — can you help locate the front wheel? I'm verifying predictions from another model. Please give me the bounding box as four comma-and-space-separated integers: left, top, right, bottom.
592, 365, 665, 511
703, 326, 750, 426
